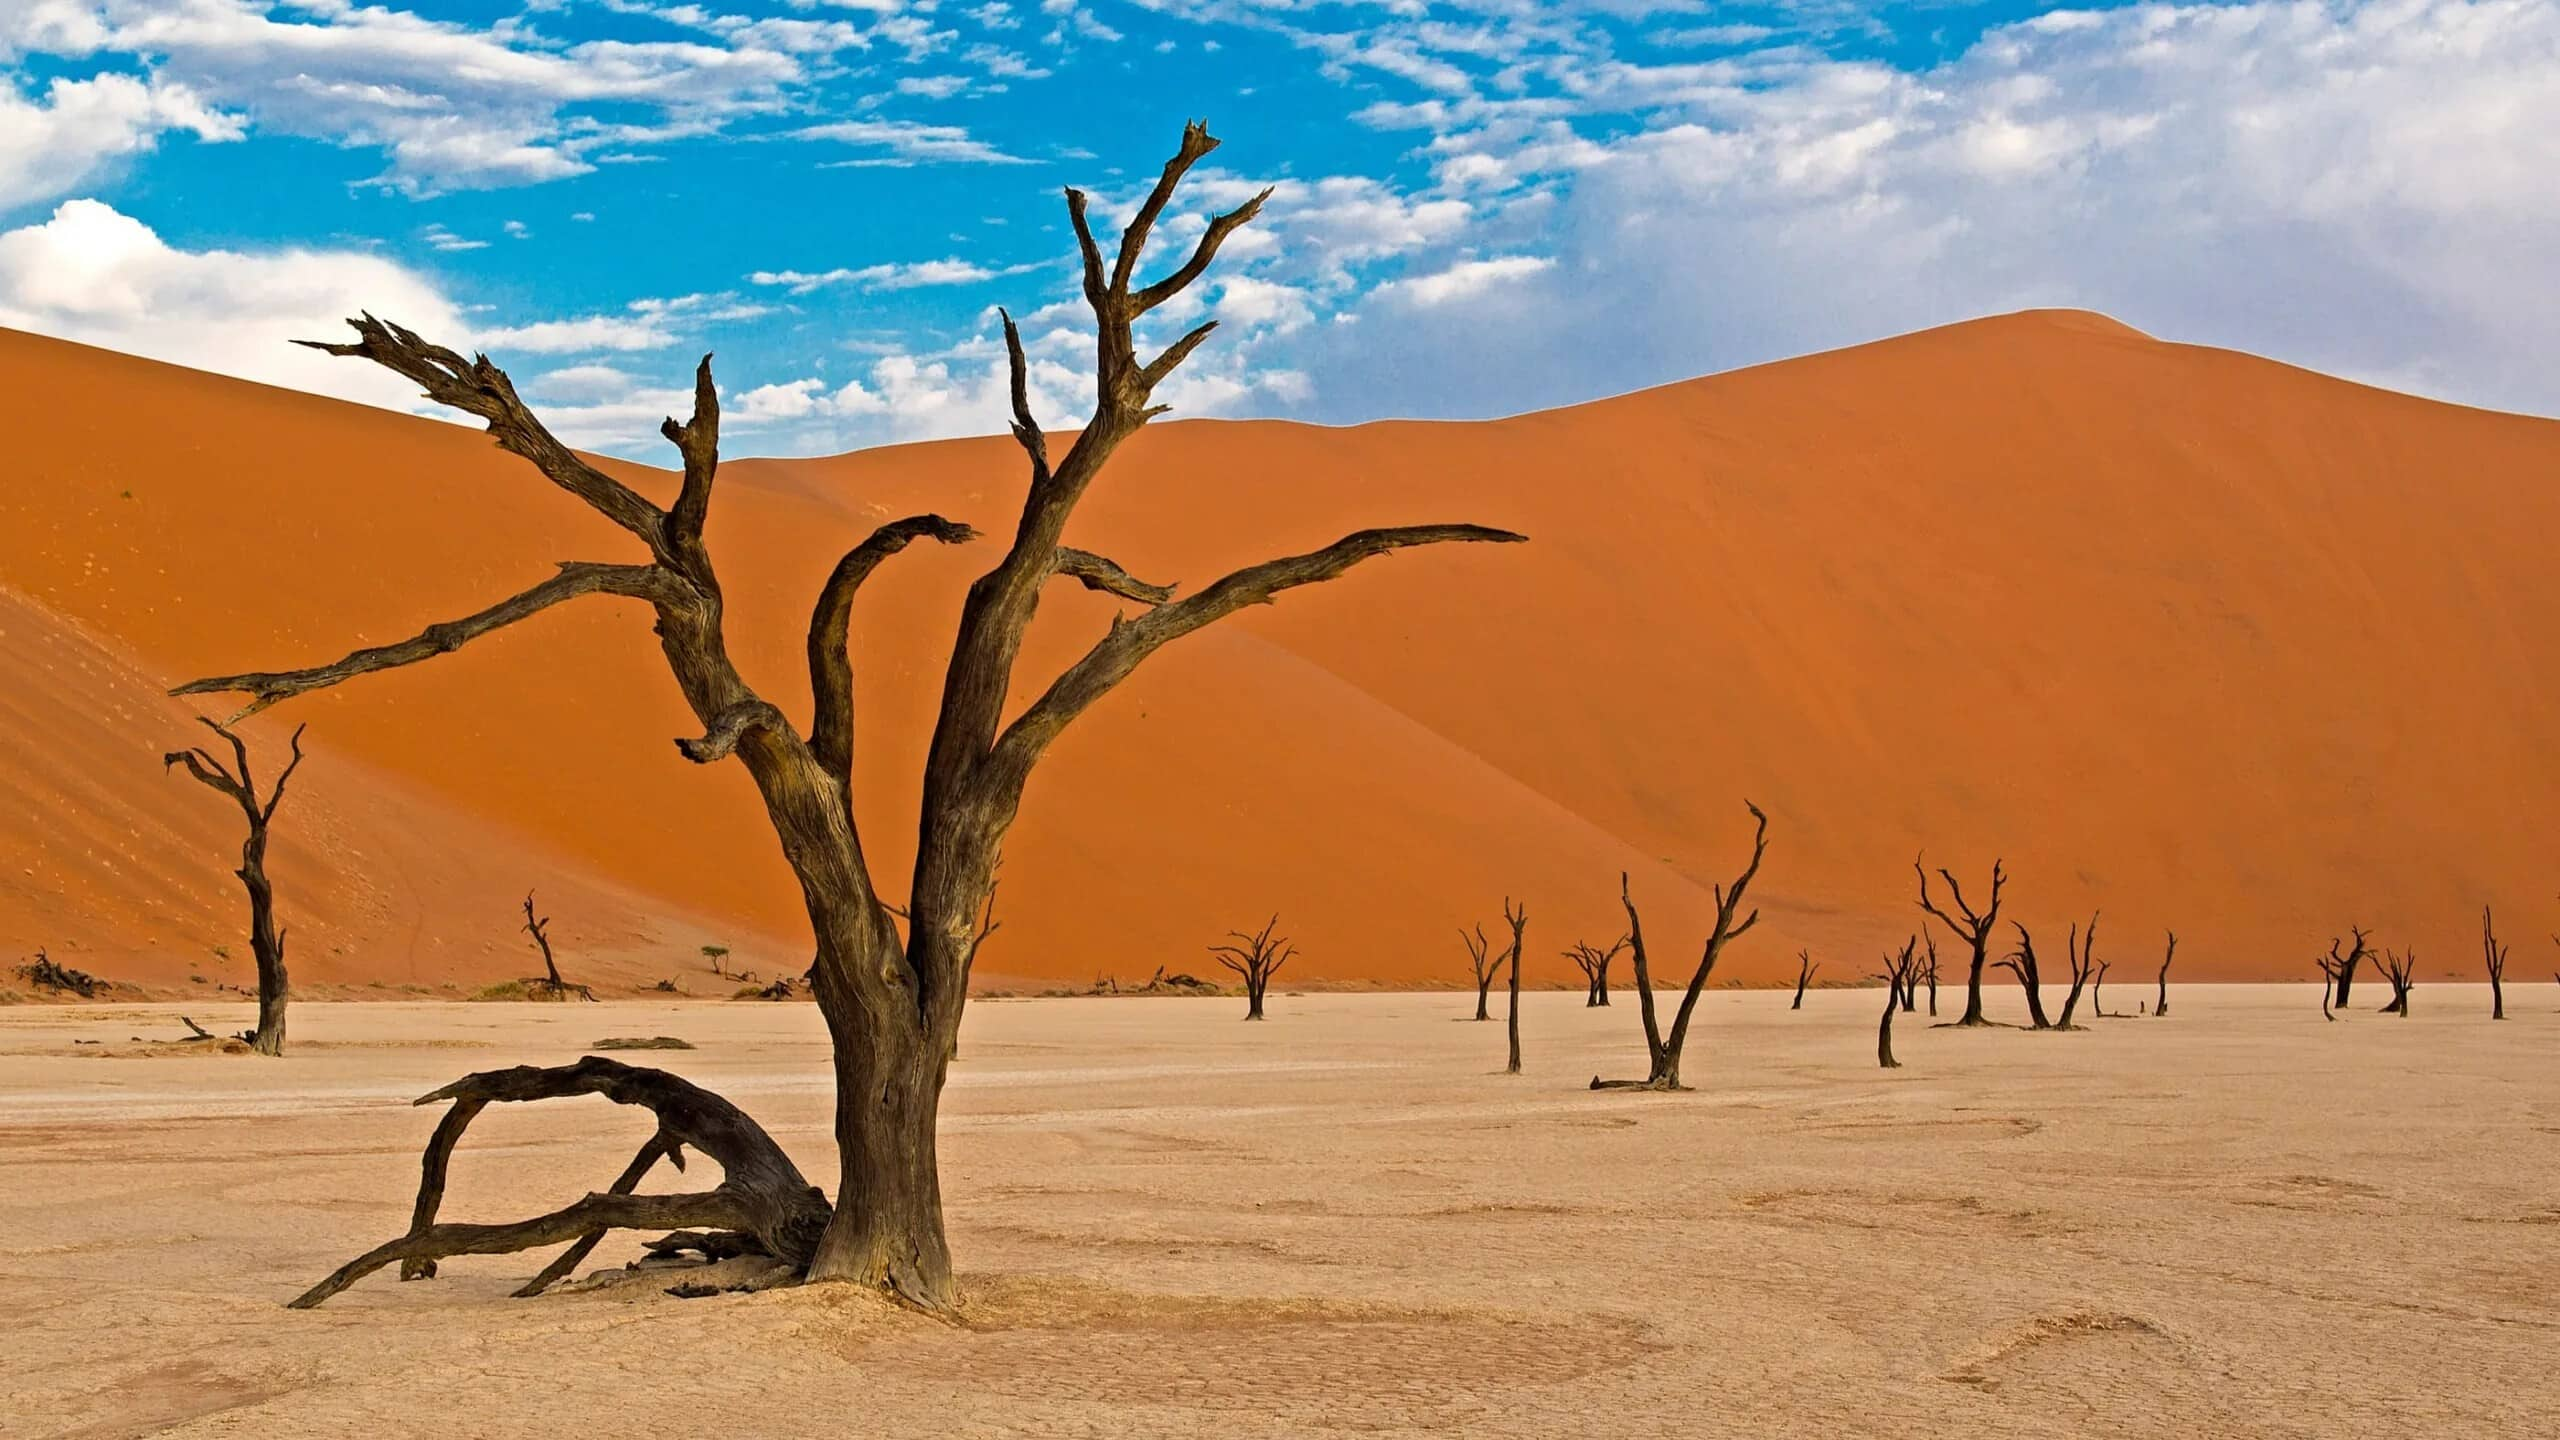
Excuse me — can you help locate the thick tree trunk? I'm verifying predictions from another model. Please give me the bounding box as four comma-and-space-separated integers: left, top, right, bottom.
1878, 978, 1902, 1068
242, 837, 288, 1056
1245, 977, 1267, 1021
1958, 940, 1990, 1026
1475, 975, 1494, 1021
1505, 941, 1523, 1076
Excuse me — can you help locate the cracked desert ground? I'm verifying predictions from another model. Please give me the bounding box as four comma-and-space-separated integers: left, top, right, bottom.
2, 986, 2553, 1439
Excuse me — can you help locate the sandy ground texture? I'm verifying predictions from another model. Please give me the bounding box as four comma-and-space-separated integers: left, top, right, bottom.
1, 985, 2554, 1439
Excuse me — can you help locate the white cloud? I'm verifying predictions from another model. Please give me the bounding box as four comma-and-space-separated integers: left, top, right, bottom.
0, 71, 241, 210
477, 313, 676, 353
798, 117, 1030, 165
0, 197, 467, 412
748, 257, 1034, 293
1374, 254, 1554, 307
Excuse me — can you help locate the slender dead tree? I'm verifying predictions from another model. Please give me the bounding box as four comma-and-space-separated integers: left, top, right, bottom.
1592, 802, 1770, 1092
2483, 905, 2507, 1020
1565, 936, 1626, 1007
2155, 929, 2176, 1017
1878, 937, 1921, 1069
163, 718, 307, 1056
1210, 916, 1293, 1022
173, 123, 1523, 1312
1463, 924, 1505, 1021
519, 891, 598, 1001
2315, 952, 2341, 1021
2091, 957, 2115, 1017
2326, 928, 2372, 1010
1791, 948, 1819, 1010
2374, 949, 2415, 1016
1920, 934, 1939, 1016
1993, 922, 2053, 1029
2055, 916, 2099, 1029
1501, 898, 1527, 1075
1916, 854, 2007, 1026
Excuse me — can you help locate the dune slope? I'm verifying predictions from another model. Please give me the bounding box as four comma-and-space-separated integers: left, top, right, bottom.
3, 310, 2554, 989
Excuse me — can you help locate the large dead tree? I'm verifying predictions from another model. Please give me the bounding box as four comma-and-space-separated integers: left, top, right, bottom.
1462, 923, 1507, 1021
2374, 949, 2415, 1016
2155, 930, 2175, 1017
1993, 922, 2053, 1029
1210, 916, 1293, 1022
2325, 928, 2372, 1010
519, 892, 597, 1001
1592, 802, 1769, 1092
1916, 854, 2006, 1026
171, 122, 1522, 1313
2054, 915, 2099, 1029
163, 718, 306, 1056
2483, 906, 2507, 1020
1500, 898, 1527, 1075
1566, 936, 1625, 1007
1791, 948, 1819, 1010
1878, 937, 1920, 1069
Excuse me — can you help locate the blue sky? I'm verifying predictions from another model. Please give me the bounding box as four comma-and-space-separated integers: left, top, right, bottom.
2, 0, 2555, 456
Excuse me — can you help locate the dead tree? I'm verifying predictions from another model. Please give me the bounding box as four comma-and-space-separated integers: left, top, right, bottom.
2091, 957, 2115, 1017
1463, 924, 1506, 1021
1592, 801, 1769, 1092
2483, 906, 2507, 1020
2155, 930, 2175, 1017
2375, 949, 2415, 1016
163, 718, 306, 1056
1211, 916, 1293, 1022
2055, 915, 2099, 1029
519, 892, 597, 1001
2325, 928, 2372, 1010
1501, 898, 1527, 1075
1916, 854, 2007, 1026
1993, 922, 2053, 1029
14, 949, 105, 998
172, 122, 1523, 1313
2315, 952, 2340, 1021
292, 1057, 832, 1307
1878, 937, 1921, 1069
1791, 949, 1819, 1010
1920, 934, 1939, 1016
1566, 936, 1625, 1007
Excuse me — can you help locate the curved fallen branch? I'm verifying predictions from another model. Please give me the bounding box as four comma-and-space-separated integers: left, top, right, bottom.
292, 1056, 830, 1308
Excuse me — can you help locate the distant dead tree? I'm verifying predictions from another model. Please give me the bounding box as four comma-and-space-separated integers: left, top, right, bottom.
1919, 934, 1939, 1016
2315, 952, 2341, 1021
15, 949, 104, 998
1994, 922, 2053, 1029
2325, 928, 2372, 1010
2374, 949, 2415, 1016
519, 892, 597, 1001
1791, 949, 1819, 1010
2091, 956, 2115, 1017
1211, 916, 1293, 1022
2055, 915, 2100, 1029
2155, 930, 2176, 1017
2482, 906, 2507, 1020
1878, 937, 1921, 1069
1916, 854, 2007, 1026
1592, 802, 1769, 1092
1462, 924, 1506, 1021
163, 718, 307, 1056
1501, 898, 1527, 1075
174, 122, 1522, 1312
1566, 936, 1625, 1007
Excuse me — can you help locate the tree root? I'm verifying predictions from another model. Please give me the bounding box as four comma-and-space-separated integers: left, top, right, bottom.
294, 1056, 830, 1309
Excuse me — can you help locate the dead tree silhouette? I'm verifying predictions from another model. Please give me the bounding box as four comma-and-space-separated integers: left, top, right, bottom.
1566, 936, 1626, 1007
2325, 928, 2372, 1010
1994, 922, 2053, 1029
518, 892, 597, 1001
1878, 937, 1921, 1069
2055, 914, 2099, 1030
1916, 854, 2007, 1026
2375, 949, 2415, 1016
175, 122, 1522, 1312
1591, 802, 1770, 1092
2482, 906, 2507, 1020
162, 718, 306, 1055
1500, 898, 1527, 1074
1462, 924, 1506, 1021
2155, 930, 2176, 1017
1210, 916, 1293, 1022
1791, 949, 1819, 1010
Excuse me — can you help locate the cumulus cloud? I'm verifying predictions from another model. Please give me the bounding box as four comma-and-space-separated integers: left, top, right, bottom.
0, 71, 240, 209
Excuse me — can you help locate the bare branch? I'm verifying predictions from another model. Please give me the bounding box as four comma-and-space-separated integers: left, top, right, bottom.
173, 562, 672, 718
998, 309, 1048, 481
1109, 120, 1223, 295
807, 515, 980, 777
677, 699, 792, 764
1064, 189, 1108, 307
297, 315, 670, 560
1138, 318, 1221, 398
1053, 548, 1174, 606
661, 354, 720, 556
1132, 188, 1274, 316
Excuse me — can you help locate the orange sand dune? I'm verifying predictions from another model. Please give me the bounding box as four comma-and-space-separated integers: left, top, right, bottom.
4, 310, 2556, 991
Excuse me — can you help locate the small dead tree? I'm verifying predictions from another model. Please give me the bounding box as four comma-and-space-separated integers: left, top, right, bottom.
1501, 898, 1527, 1075
1994, 922, 2053, 1029
2091, 957, 2115, 1017
14, 949, 105, 998
2483, 905, 2507, 1020
1592, 801, 1769, 1092
2326, 927, 2372, 1010
1916, 854, 2007, 1026
1211, 916, 1293, 1021
519, 892, 597, 1001
1462, 924, 1506, 1021
1791, 949, 1819, 1010
2155, 929, 2176, 1017
2055, 915, 2099, 1029
2315, 952, 2340, 1021
1919, 934, 1939, 1016
1566, 936, 1625, 1007
175, 122, 1520, 1312
2374, 949, 2415, 1016
163, 719, 307, 1056
1878, 937, 1921, 1069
